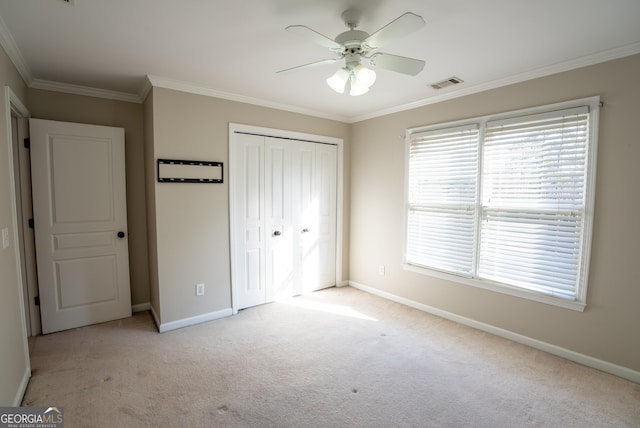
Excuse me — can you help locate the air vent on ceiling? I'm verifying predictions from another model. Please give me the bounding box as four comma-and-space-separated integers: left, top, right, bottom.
430, 76, 463, 90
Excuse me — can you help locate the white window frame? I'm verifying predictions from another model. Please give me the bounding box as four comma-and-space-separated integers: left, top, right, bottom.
403, 97, 600, 311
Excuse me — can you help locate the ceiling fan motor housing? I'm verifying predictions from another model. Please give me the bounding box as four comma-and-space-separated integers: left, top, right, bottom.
335, 29, 370, 69
335, 30, 369, 50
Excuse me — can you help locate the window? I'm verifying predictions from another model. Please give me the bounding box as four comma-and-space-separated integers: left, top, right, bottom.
404, 98, 599, 310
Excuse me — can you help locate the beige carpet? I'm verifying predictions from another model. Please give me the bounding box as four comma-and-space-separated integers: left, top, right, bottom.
23, 286, 640, 427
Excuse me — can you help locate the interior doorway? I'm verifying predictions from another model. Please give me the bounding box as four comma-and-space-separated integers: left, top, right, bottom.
6, 86, 40, 337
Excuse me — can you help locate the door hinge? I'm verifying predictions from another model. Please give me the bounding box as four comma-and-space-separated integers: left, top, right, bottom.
34, 296, 40, 306
24, 138, 30, 149
28, 218, 34, 229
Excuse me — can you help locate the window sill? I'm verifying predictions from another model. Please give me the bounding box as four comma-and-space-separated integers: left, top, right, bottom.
403, 263, 586, 312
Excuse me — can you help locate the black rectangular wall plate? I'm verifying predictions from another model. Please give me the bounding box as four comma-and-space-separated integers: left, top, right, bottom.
157, 158, 223, 183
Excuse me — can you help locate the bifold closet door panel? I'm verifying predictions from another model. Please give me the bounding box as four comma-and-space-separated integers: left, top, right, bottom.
265, 138, 295, 301
314, 143, 338, 291
291, 141, 318, 293
232, 133, 267, 309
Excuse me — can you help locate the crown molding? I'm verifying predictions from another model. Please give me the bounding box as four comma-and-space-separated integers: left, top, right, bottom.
146, 75, 350, 123
0, 13, 32, 85
351, 41, 640, 123
30, 79, 141, 103
139, 76, 153, 103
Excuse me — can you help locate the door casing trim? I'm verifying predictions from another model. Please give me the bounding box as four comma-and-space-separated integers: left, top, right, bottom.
4, 85, 31, 405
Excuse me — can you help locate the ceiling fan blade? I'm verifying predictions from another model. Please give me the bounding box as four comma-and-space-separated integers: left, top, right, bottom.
362, 12, 425, 50
369, 53, 425, 76
286, 25, 344, 51
276, 58, 339, 74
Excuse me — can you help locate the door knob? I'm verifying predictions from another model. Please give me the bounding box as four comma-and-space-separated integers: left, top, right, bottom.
301, 228, 310, 233
117, 231, 125, 238
273, 230, 282, 237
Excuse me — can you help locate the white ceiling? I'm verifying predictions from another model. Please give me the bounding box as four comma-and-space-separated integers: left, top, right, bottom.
1, 0, 639, 122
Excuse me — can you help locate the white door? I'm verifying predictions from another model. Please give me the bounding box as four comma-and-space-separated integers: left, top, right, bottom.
30, 119, 131, 334
292, 141, 319, 293
265, 137, 294, 302
311, 143, 337, 291
231, 133, 337, 310
231, 133, 267, 309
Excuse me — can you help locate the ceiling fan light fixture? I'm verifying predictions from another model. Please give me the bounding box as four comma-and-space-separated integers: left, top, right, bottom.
349, 76, 370, 96
283, 9, 426, 97
326, 67, 350, 93
353, 64, 376, 88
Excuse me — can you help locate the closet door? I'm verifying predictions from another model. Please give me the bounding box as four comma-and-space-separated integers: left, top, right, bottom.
314, 143, 337, 290
291, 141, 317, 294
265, 138, 294, 302
231, 133, 266, 309
232, 134, 337, 310
288, 141, 337, 294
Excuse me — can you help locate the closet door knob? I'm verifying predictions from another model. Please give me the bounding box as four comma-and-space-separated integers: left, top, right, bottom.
117, 231, 125, 238
301, 228, 310, 233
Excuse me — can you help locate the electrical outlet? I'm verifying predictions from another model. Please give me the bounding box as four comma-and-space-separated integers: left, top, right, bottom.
378, 265, 385, 276
196, 283, 205, 296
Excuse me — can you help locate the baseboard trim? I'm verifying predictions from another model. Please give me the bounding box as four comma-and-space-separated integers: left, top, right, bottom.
13, 368, 30, 406
157, 308, 233, 333
132, 302, 151, 313
348, 281, 640, 384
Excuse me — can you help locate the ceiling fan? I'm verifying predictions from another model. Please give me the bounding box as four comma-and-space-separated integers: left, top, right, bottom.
278, 8, 426, 96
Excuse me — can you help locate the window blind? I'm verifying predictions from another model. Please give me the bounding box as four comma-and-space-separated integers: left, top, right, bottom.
479, 107, 589, 299
406, 124, 479, 275
405, 100, 596, 307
